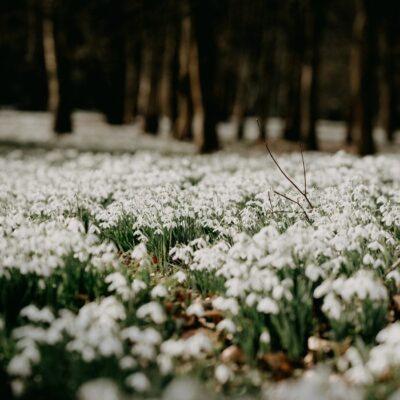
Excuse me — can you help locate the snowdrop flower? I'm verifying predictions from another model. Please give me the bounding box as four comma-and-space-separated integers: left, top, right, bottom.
136, 301, 166, 324
257, 297, 279, 315
125, 372, 150, 392
216, 319, 236, 333
105, 272, 131, 300
131, 243, 147, 261
119, 355, 137, 370
11, 379, 25, 397
77, 378, 121, 400
131, 278, 147, 295
20, 305, 54, 324
157, 354, 173, 375
215, 364, 232, 384
260, 330, 271, 344
174, 270, 187, 283
151, 284, 168, 299
212, 297, 239, 315
186, 302, 205, 317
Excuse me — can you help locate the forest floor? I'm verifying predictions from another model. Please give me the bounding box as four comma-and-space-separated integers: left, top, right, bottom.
0, 146, 399, 400
0, 110, 399, 155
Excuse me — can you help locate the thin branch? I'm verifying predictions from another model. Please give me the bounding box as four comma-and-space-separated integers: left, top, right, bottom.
300, 143, 307, 196
273, 190, 300, 206
274, 190, 312, 224
257, 119, 314, 209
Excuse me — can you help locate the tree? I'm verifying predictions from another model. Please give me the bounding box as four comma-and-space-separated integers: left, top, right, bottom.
189, 0, 220, 153
300, 0, 325, 150
42, 0, 73, 134
380, 1, 398, 143
282, 0, 305, 142
350, 0, 378, 155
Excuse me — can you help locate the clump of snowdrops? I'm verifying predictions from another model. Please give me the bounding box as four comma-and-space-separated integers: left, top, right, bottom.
0, 148, 399, 399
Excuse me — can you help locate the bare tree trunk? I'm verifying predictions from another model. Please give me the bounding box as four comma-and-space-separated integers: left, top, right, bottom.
256, 1, 278, 142
300, 0, 324, 150
352, 0, 378, 155
283, 2, 304, 142
144, 52, 161, 134
123, 33, 139, 124
190, 0, 220, 153
347, 36, 358, 145
42, 0, 59, 117
174, 12, 193, 140
232, 55, 250, 140
137, 43, 151, 131
159, 23, 177, 133
381, 3, 398, 143
42, 0, 72, 134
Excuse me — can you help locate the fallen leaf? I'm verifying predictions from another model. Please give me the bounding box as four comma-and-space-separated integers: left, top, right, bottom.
181, 327, 219, 345
260, 352, 293, 377
203, 309, 224, 324
392, 294, 400, 313
220, 345, 245, 364
308, 336, 350, 355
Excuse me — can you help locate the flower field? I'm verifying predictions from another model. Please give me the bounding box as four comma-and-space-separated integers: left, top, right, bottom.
0, 149, 399, 400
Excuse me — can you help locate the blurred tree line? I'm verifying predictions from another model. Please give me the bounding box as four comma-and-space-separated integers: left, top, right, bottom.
0, 0, 399, 154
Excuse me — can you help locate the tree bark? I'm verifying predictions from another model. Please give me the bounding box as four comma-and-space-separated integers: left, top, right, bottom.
42, 0, 72, 134
174, 11, 193, 140
380, 3, 398, 143
283, 1, 305, 142
256, 0, 278, 141
189, 0, 220, 153
159, 23, 177, 133
123, 24, 140, 124
300, 0, 324, 150
352, 0, 378, 155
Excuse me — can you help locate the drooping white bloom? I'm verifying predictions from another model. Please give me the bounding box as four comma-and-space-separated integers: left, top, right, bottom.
136, 301, 166, 324
125, 372, 150, 392
215, 364, 232, 384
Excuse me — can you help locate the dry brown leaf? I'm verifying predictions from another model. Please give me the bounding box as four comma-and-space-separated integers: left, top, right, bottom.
203, 309, 224, 324
392, 294, 400, 313
220, 345, 245, 364
308, 336, 350, 355
260, 352, 293, 377
181, 327, 219, 345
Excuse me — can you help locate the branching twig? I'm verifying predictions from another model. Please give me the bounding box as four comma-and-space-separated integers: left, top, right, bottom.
274, 190, 312, 224
257, 119, 314, 209
258, 119, 314, 224
300, 143, 307, 196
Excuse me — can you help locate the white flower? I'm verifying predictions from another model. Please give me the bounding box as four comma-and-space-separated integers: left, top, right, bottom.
131, 243, 147, 260
257, 297, 279, 314
260, 330, 271, 344
125, 372, 150, 392
186, 302, 205, 317
136, 301, 166, 324
157, 354, 173, 375
151, 284, 168, 298
174, 270, 187, 283
119, 355, 137, 369
216, 319, 236, 333
215, 364, 232, 384
77, 378, 120, 400
131, 279, 147, 294
20, 305, 54, 324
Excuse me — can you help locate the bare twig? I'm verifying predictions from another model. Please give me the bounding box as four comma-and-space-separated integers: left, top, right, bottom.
257, 119, 314, 209
274, 190, 312, 224
300, 143, 307, 196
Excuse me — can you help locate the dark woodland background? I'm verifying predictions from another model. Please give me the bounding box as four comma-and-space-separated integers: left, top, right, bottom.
0, 0, 399, 154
